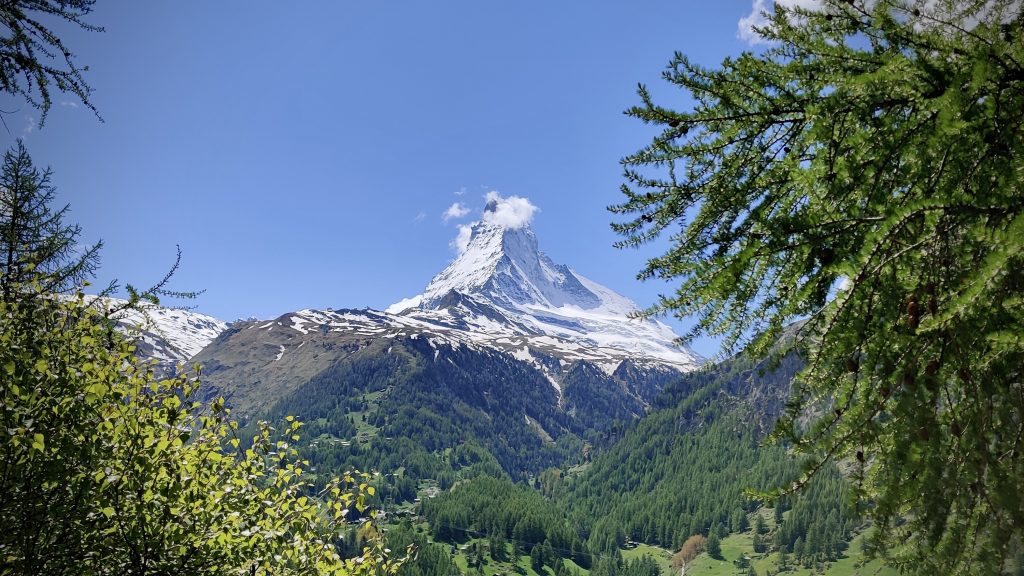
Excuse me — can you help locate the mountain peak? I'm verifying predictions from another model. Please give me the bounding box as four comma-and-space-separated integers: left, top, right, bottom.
421, 219, 607, 312
483, 196, 500, 215
389, 194, 701, 368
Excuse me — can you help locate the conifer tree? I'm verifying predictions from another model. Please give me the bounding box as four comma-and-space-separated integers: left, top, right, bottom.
0, 140, 101, 302
0, 0, 101, 125
531, 544, 545, 573
752, 534, 766, 554
612, 1, 1023, 572
731, 508, 749, 533
706, 532, 722, 560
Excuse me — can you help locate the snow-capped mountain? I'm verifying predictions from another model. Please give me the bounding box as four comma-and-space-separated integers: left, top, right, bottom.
386, 198, 701, 370
125, 194, 701, 438
85, 296, 228, 364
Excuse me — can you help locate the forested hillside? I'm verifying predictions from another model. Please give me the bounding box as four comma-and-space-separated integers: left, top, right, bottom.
561, 347, 863, 563
356, 345, 887, 576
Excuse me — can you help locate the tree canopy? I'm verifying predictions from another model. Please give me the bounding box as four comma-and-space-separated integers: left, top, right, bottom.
611, 0, 1023, 573
0, 0, 101, 126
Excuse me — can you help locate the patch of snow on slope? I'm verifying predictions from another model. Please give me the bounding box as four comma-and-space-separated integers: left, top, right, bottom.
289, 315, 310, 334
386, 295, 422, 314
510, 346, 532, 363
597, 360, 622, 376
543, 371, 562, 394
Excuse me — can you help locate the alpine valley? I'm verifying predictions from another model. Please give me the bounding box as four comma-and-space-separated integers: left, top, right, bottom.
115, 199, 895, 576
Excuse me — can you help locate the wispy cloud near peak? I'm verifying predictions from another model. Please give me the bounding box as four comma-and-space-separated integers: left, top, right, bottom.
737, 0, 823, 45
442, 202, 470, 222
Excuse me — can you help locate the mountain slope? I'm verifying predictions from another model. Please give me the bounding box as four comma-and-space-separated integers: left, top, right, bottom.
192, 305, 685, 476
560, 347, 803, 552
185, 199, 705, 477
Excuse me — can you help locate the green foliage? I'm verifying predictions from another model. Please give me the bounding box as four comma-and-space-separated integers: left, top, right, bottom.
0, 289, 404, 575
0, 1, 101, 125
754, 514, 767, 536
775, 465, 854, 563
560, 361, 645, 435
731, 508, 749, 534
629, 554, 661, 576
612, 1, 1024, 572
530, 544, 545, 572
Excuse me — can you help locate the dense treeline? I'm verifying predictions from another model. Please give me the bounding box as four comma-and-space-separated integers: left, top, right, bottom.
421, 476, 591, 568
561, 361, 644, 436
299, 437, 504, 509
383, 522, 462, 576
373, 338, 577, 479
559, 347, 849, 556
246, 335, 687, 484
301, 437, 449, 485
266, 340, 401, 437
590, 554, 660, 576
773, 465, 855, 565
564, 410, 795, 553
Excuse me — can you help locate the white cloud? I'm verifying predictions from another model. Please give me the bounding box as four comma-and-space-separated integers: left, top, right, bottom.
738, 0, 772, 44
22, 115, 35, 136
414, 211, 426, 222
442, 202, 470, 222
59, 100, 79, 108
446, 191, 539, 254
737, 0, 823, 45
481, 191, 538, 230
454, 186, 466, 196
451, 224, 473, 255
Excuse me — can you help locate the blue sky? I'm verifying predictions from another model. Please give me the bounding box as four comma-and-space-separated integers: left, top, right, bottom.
6, 1, 772, 358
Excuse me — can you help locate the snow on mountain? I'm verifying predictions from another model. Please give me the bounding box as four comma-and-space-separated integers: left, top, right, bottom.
103, 192, 698, 384
185, 194, 699, 418
84, 296, 228, 363
386, 294, 422, 314
393, 194, 702, 370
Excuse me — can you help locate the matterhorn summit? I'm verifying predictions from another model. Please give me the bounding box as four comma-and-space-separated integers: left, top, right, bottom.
390, 193, 701, 369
